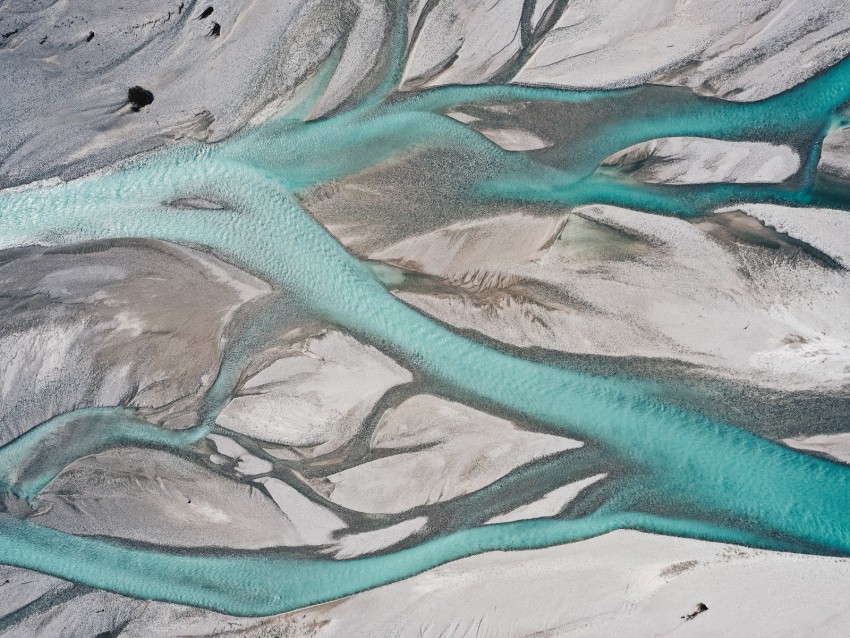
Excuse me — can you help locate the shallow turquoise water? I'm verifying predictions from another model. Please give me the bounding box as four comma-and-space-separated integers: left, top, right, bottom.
1, 42, 850, 614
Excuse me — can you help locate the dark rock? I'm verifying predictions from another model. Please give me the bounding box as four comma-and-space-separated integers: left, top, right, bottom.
86, 31, 95, 42
199, 7, 214, 19
127, 86, 154, 112
208, 22, 221, 37
682, 602, 709, 621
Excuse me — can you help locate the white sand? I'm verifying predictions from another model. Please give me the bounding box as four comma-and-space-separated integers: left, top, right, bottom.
819, 124, 850, 183
379, 205, 850, 391
308, 394, 581, 514
328, 516, 428, 559
512, 0, 850, 101
732, 203, 850, 268
35, 447, 304, 549
255, 477, 346, 545
216, 330, 412, 452
402, 0, 525, 88
486, 473, 607, 524
601, 137, 800, 184
783, 433, 850, 464
207, 434, 273, 476
0, 241, 269, 444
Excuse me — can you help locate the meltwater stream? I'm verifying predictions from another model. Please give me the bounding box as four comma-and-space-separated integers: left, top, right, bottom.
2, 52, 850, 615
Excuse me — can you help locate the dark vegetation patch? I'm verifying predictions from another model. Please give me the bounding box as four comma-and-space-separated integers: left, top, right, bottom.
127, 85, 154, 112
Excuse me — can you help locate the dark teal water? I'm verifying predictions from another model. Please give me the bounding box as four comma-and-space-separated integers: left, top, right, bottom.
1, 38, 850, 615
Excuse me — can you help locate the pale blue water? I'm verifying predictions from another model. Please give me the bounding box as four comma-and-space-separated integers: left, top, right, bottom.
1, 40, 850, 615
